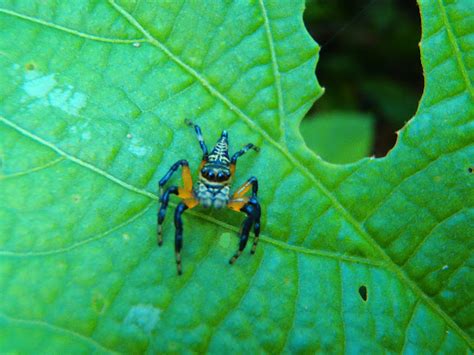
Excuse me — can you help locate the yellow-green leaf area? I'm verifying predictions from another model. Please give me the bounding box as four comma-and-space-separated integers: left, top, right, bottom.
0, 0, 472, 353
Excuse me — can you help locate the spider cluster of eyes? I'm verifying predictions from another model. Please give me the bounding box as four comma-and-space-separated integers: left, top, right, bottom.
201, 167, 231, 182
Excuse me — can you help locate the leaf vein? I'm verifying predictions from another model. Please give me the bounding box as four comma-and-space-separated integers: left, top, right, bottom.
400, 300, 420, 354
437, 0, 474, 98
0, 312, 117, 354
0, 157, 65, 180
0, 8, 147, 44
0, 202, 154, 257
258, 0, 286, 142
400, 207, 467, 267
279, 253, 299, 352
203, 251, 264, 353
362, 144, 472, 223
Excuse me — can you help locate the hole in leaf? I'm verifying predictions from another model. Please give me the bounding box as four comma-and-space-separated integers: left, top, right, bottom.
469, 167, 473, 173
25, 63, 35, 71
302, 1, 423, 161
358, 285, 368, 301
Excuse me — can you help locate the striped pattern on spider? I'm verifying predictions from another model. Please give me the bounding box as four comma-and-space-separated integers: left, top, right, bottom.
157, 119, 261, 275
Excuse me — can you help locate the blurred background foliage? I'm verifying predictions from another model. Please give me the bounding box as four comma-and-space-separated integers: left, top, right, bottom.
302, 0, 423, 163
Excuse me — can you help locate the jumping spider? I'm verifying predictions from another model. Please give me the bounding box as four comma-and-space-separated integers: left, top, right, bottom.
158, 120, 261, 275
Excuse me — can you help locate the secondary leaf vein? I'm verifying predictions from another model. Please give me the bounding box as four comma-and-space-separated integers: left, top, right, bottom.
0, 8, 147, 44
258, 0, 286, 142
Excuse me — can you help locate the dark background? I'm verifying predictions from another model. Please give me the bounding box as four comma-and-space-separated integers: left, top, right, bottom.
301, 0, 423, 163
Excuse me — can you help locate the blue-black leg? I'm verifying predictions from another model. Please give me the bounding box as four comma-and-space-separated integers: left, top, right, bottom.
231, 143, 259, 165
229, 196, 261, 264
158, 160, 189, 197
250, 198, 261, 254
185, 119, 208, 160
174, 202, 189, 275
157, 186, 179, 246
246, 178, 260, 253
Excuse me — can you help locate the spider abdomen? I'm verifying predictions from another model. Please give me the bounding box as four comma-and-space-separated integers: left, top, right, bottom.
194, 182, 230, 208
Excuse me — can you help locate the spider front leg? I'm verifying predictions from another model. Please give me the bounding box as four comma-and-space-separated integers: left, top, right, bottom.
157, 160, 190, 245
157, 185, 178, 246
227, 177, 261, 264
157, 160, 197, 250
158, 159, 190, 197
185, 119, 209, 160
229, 144, 259, 175
174, 202, 188, 275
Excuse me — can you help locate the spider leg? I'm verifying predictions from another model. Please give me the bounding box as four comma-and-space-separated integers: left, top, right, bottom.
231, 144, 260, 164
157, 186, 178, 246
229, 198, 260, 264
174, 202, 188, 275
158, 160, 190, 196
185, 119, 209, 160
157, 160, 197, 246
228, 177, 261, 263
230, 176, 258, 199
250, 199, 261, 254
230, 143, 259, 174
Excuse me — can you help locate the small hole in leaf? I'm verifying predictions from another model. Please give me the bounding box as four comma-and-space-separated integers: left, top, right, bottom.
25, 63, 35, 71
469, 167, 473, 173
359, 285, 368, 301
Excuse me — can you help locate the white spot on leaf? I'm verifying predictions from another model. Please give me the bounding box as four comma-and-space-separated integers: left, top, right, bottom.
128, 137, 149, 157
81, 131, 91, 140
49, 88, 87, 116
129, 145, 148, 157
124, 304, 161, 334
23, 72, 56, 98
21, 69, 87, 116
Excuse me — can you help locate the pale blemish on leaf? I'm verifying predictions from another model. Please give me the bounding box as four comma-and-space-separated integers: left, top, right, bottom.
20, 67, 87, 116
22, 71, 56, 98
124, 304, 162, 335
48, 88, 87, 116
81, 131, 91, 140
128, 137, 149, 157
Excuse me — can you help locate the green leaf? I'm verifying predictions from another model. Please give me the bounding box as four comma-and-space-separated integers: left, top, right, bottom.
300, 111, 374, 164
0, 0, 472, 353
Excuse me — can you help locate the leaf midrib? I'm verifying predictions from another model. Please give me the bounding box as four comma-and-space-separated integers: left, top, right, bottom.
1, 3, 471, 346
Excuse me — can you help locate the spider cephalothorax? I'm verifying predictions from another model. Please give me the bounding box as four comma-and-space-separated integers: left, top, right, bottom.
157, 120, 261, 275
